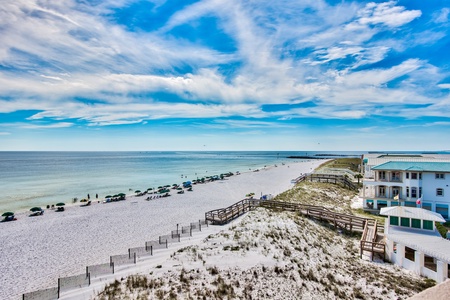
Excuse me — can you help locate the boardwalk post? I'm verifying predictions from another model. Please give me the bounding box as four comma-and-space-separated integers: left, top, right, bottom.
57, 278, 61, 298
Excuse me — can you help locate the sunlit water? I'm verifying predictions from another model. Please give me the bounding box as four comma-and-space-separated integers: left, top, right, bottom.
0, 151, 371, 213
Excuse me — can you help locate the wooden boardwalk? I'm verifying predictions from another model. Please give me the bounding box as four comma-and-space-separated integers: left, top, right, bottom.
205, 199, 385, 259
205, 199, 379, 233
305, 174, 359, 190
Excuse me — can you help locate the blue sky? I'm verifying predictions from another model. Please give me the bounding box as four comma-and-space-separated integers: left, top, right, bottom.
1, 0, 450, 151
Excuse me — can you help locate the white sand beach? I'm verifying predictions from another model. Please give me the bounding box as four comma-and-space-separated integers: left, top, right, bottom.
0, 160, 323, 299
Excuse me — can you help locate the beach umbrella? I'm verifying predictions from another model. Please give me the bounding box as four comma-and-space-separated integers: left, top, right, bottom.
135, 190, 141, 193
56, 202, 65, 207
147, 188, 153, 191
158, 186, 163, 189
30, 207, 42, 212
105, 195, 112, 198
2, 212, 14, 217
172, 184, 178, 186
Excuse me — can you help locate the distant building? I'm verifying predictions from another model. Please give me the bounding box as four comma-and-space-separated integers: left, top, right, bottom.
362, 161, 450, 220
381, 206, 449, 283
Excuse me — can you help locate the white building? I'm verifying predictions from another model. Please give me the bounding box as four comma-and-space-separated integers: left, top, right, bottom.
362, 161, 450, 220
381, 206, 449, 283
362, 153, 450, 179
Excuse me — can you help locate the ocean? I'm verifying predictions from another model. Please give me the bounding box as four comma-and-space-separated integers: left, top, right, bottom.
0, 151, 364, 212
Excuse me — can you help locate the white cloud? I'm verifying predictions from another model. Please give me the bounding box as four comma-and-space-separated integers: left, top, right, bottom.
0, 0, 448, 130
0, 132, 11, 135
438, 84, 450, 89
432, 7, 450, 23
335, 59, 423, 88
356, 1, 421, 28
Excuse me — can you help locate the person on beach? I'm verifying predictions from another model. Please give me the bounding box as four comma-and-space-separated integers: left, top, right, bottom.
96, 193, 98, 199
88, 194, 90, 200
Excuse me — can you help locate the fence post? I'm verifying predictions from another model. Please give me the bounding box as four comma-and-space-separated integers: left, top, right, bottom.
190, 227, 192, 236
177, 223, 179, 235
57, 278, 61, 298
199, 220, 202, 232
134, 252, 137, 264
88, 273, 91, 286
112, 262, 115, 274
86, 266, 89, 277
165, 239, 168, 248
151, 245, 153, 256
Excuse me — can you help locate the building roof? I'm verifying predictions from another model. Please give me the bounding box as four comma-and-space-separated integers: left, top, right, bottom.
385, 226, 450, 264
380, 206, 446, 222
362, 153, 450, 169
372, 161, 450, 172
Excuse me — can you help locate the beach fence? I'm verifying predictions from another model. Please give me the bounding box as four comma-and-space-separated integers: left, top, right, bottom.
22, 219, 209, 300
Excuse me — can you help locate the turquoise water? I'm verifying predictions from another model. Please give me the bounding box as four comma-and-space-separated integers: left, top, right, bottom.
5, 150, 446, 213
0, 151, 325, 212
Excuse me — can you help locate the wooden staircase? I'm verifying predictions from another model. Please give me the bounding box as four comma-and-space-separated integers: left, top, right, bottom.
360, 219, 385, 261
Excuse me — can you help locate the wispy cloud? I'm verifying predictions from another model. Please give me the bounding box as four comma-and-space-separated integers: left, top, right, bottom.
0, 0, 449, 150
20, 122, 74, 129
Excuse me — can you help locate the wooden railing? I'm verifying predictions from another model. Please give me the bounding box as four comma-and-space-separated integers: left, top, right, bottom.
360, 219, 385, 260
305, 174, 359, 190
205, 199, 260, 225
205, 199, 377, 234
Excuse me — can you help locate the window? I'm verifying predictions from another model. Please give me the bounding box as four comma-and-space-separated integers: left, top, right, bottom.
411, 187, 417, 198
437, 188, 444, 196
390, 216, 399, 226
419, 173, 422, 180
423, 220, 433, 230
392, 188, 400, 197
379, 171, 386, 180
411, 173, 418, 180
419, 187, 422, 198
436, 173, 445, 179
422, 203, 432, 211
401, 217, 410, 227
391, 172, 400, 181
379, 186, 386, 197
436, 204, 449, 219
411, 219, 421, 228
406, 172, 409, 179
406, 187, 409, 197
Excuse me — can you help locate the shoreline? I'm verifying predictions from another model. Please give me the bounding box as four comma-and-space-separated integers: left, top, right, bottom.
1, 160, 306, 215
0, 160, 324, 299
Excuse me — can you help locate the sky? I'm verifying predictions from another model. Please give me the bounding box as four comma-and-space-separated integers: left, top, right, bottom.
1, 0, 450, 151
